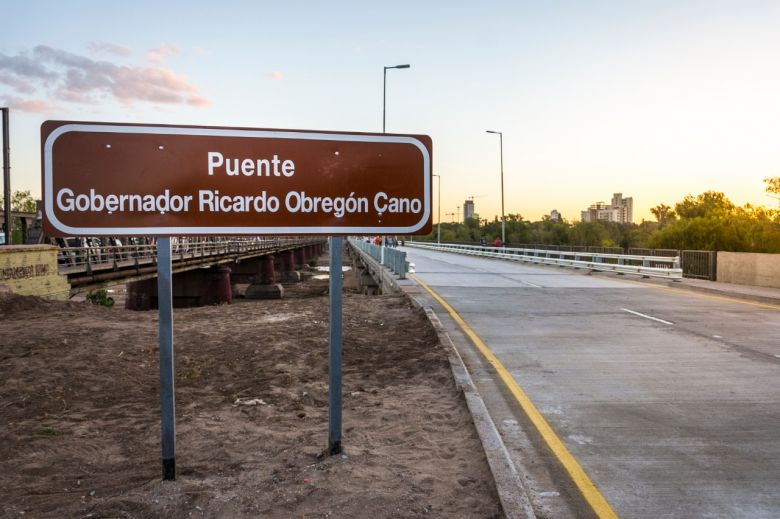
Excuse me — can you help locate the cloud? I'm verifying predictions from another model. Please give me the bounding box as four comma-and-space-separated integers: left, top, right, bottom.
0, 52, 58, 82
0, 75, 35, 94
146, 43, 179, 65
87, 41, 133, 57
0, 44, 209, 112
1, 96, 61, 113
269, 71, 284, 81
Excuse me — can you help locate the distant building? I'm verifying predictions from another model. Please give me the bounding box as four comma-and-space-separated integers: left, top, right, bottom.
463, 200, 475, 221
550, 209, 562, 221
580, 193, 633, 223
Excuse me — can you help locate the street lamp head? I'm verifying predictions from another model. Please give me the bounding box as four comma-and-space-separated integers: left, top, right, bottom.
486, 130, 501, 135
386, 64, 410, 70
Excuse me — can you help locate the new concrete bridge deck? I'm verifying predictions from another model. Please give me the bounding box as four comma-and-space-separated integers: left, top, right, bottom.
401, 245, 780, 519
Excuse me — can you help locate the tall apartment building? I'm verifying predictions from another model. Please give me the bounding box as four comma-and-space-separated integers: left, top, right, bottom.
580, 193, 633, 223
463, 200, 475, 221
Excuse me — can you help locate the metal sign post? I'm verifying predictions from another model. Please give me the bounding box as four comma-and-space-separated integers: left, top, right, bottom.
2, 108, 10, 246
327, 236, 343, 454
156, 237, 176, 480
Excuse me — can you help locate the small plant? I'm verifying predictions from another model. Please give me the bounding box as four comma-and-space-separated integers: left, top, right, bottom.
86, 289, 115, 307
36, 427, 59, 436
307, 258, 318, 267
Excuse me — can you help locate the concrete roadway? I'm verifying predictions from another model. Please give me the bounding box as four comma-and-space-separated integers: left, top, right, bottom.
402, 246, 780, 519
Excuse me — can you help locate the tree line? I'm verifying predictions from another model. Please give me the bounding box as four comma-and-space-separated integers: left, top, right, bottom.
3, 186, 779, 252
417, 186, 780, 253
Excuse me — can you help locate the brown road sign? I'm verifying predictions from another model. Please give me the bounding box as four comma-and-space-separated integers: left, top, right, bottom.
42, 121, 432, 236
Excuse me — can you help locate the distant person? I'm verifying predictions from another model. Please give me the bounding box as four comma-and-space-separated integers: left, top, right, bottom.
493, 237, 503, 248
373, 235, 382, 246
480, 238, 487, 246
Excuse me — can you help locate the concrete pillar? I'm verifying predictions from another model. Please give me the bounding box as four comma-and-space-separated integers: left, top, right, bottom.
126, 278, 155, 310
246, 254, 283, 299
294, 247, 307, 269
277, 250, 301, 283
126, 264, 232, 309
202, 265, 232, 306
259, 254, 276, 284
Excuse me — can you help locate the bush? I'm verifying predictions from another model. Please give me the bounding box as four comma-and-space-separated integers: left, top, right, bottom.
86, 289, 115, 307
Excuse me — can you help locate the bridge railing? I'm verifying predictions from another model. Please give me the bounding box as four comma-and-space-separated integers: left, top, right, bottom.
348, 238, 408, 278
406, 242, 682, 280
57, 237, 321, 274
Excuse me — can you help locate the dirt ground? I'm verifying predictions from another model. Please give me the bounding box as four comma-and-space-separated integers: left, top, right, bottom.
0, 252, 503, 518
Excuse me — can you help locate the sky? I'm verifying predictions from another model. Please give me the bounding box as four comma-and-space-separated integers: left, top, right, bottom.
2, 0, 780, 223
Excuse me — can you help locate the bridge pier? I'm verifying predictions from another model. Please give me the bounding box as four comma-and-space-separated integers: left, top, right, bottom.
294, 247, 307, 269
276, 250, 301, 283
245, 254, 283, 300
125, 264, 232, 310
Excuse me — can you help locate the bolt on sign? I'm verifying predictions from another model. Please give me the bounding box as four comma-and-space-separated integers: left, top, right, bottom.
41, 121, 432, 236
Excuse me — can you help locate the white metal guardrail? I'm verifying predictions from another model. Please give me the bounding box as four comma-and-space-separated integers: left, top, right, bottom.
348, 238, 408, 278
406, 242, 683, 280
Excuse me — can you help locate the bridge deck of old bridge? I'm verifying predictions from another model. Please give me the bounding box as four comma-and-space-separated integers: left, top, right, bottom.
57, 237, 326, 293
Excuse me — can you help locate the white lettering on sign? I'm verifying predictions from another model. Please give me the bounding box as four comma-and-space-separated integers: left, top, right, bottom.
57, 188, 193, 214
198, 190, 281, 213
207, 151, 295, 177
374, 192, 422, 214
285, 191, 369, 218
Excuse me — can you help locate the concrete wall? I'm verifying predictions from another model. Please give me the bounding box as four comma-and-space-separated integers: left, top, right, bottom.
717, 251, 780, 289
0, 245, 71, 299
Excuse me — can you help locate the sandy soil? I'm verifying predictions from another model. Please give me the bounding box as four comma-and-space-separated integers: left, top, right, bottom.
0, 255, 502, 518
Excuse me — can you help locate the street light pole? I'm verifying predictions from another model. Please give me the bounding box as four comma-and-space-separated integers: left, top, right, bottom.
1, 108, 10, 246
381, 64, 410, 256
382, 64, 410, 133
486, 130, 505, 244
433, 174, 441, 243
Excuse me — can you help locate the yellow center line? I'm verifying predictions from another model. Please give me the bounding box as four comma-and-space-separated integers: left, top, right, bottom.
410, 273, 619, 519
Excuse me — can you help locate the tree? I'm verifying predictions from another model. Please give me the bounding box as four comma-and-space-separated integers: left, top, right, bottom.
765, 177, 780, 211
0, 190, 38, 244
650, 204, 676, 227
0, 189, 37, 212
649, 191, 780, 252
12, 190, 37, 212
764, 177, 780, 199
674, 191, 734, 219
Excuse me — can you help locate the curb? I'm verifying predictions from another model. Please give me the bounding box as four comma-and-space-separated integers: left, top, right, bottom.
423, 307, 537, 519
346, 246, 537, 518
655, 280, 780, 306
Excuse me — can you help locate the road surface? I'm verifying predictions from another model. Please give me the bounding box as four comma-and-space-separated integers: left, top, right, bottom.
403, 245, 780, 519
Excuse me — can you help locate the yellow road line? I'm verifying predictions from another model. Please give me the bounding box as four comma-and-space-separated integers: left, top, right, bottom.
410, 273, 619, 519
